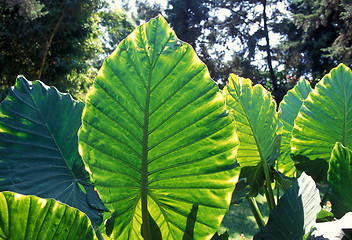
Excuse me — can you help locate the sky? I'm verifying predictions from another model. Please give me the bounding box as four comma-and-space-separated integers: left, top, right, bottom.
108, 0, 168, 12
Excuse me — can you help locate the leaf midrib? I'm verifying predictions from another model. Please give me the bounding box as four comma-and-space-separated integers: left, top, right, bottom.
230, 84, 270, 168
23, 82, 79, 188
140, 16, 160, 240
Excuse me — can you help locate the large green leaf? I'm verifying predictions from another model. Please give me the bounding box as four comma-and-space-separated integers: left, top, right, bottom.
254, 173, 321, 240
277, 79, 312, 177
291, 64, 352, 181
0, 191, 96, 239
0, 77, 107, 227
223, 74, 279, 195
327, 142, 352, 218
78, 15, 239, 239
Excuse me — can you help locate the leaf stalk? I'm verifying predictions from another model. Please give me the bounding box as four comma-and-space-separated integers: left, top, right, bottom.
263, 163, 275, 212
95, 228, 105, 240
246, 196, 265, 229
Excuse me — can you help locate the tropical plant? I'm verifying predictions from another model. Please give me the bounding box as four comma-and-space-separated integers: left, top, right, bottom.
78, 14, 240, 240
0, 76, 107, 228
277, 78, 312, 177
327, 143, 352, 219
0, 191, 96, 239
291, 63, 352, 182
0, 15, 352, 240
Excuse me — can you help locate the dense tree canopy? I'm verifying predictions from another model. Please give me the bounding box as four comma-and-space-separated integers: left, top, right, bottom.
164, 0, 352, 102
276, 0, 352, 81
98, 8, 135, 62
165, 0, 287, 101
0, 0, 105, 99
1, 0, 351, 102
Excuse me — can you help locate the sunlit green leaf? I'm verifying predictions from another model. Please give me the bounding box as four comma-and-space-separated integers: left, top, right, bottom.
327, 142, 352, 218
224, 74, 279, 196
278, 79, 312, 177
316, 209, 335, 223
78, 15, 239, 240
291, 64, 352, 182
0, 191, 96, 239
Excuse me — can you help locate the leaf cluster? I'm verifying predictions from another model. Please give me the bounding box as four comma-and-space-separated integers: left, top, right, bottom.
0, 15, 352, 240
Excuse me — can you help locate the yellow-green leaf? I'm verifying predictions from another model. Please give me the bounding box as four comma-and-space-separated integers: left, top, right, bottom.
78, 15, 239, 240
224, 74, 279, 196
0, 191, 96, 239
291, 64, 352, 182
277, 79, 312, 177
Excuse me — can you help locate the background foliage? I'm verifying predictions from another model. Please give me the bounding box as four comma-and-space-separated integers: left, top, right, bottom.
1, 0, 351, 102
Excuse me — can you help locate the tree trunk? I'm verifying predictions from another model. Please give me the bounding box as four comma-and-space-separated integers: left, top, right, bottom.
262, 0, 278, 93
37, 8, 65, 80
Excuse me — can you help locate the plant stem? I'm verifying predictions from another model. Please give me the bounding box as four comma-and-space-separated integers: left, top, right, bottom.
141, 182, 151, 240
275, 158, 279, 203
246, 196, 265, 229
264, 184, 274, 212
276, 184, 280, 201
95, 228, 105, 240
273, 170, 291, 192
263, 163, 275, 212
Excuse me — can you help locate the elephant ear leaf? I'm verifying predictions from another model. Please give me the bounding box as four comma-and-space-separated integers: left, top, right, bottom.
224, 74, 279, 196
277, 79, 312, 177
254, 173, 321, 240
291, 64, 352, 182
78, 15, 239, 240
0, 77, 107, 227
327, 142, 352, 218
0, 191, 96, 239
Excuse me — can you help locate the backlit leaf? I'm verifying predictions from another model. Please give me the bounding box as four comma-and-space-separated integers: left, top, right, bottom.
0, 191, 96, 239
278, 79, 312, 177
224, 74, 279, 196
291, 64, 352, 182
78, 15, 239, 240
327, 142, 352, 218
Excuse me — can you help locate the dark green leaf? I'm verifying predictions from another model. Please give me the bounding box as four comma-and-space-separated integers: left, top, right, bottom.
231, 178, 251, 204
272, 170, 292, 193
0, 76, 107, 227
254, 173, 321, 240
211, 231, 229, 240
141, 210, 162, 240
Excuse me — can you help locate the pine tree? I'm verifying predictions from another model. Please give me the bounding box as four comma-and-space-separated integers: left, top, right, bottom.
276, 0, 352, 81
